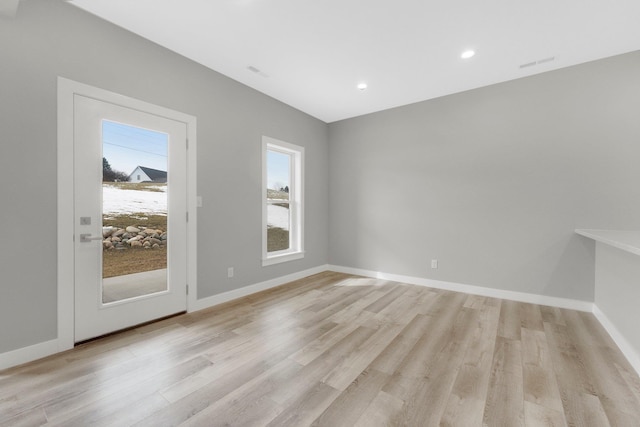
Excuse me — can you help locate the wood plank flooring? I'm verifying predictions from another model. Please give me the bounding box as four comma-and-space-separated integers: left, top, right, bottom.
2, 271, 640, 426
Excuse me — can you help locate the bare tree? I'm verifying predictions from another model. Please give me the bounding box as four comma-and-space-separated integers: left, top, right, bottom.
103, 157, 129, 182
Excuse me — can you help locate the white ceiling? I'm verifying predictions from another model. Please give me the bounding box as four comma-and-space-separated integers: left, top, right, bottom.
69, 0, 640, 123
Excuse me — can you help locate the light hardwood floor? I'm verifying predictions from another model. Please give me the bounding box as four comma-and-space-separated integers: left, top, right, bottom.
2, 271, 640, 426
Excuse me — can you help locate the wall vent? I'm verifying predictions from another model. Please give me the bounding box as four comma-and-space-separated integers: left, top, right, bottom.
247, 65, 269, 78
537, 56, 555, 65
519, 56, 556, 69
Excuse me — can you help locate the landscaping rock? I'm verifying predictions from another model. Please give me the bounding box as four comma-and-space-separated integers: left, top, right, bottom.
100, 224, 167, 251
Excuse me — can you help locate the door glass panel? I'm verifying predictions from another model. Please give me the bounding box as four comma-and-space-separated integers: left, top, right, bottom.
266, 149, 291, 252
101, 120, 169, 304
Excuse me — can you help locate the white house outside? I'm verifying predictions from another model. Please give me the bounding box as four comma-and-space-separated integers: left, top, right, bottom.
128, 166, 167, 183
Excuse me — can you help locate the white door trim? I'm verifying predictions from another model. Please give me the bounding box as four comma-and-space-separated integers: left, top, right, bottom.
57, 77, 198, 351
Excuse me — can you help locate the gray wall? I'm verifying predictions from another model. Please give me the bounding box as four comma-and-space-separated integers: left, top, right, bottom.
329, 51, 640, 301
595, 242, 640, 360
2, 0, 639, 358
0, 0, 329, 354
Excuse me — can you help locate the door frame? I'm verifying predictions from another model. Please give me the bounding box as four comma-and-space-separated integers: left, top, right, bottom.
57, 77, 198, 350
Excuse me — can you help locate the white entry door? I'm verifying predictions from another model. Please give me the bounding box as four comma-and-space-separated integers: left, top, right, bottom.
73, 94, 187, 342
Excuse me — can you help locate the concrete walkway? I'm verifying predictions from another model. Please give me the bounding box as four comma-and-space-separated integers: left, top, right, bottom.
103, 269, 167, 303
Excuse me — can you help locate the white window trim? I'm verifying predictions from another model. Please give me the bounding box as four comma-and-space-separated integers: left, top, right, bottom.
262, 136, 304, 266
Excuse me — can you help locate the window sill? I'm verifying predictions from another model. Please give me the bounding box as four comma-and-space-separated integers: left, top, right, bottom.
262, 251, 305, 266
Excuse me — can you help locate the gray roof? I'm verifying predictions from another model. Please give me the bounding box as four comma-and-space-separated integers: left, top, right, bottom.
130, 166, 167, 182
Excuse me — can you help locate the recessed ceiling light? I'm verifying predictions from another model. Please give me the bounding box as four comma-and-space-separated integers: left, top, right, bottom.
357, 82, 368, 91
461, 50, 475, 59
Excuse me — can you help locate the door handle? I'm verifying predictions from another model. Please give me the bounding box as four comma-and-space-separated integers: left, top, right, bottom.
80, 233, 104, 243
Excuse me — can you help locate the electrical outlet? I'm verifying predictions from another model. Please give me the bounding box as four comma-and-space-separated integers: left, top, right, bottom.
431, 259, 438, 269
227, 267, 234, 278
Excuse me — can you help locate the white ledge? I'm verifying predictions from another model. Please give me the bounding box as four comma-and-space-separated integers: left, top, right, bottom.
575, 229, 640, 257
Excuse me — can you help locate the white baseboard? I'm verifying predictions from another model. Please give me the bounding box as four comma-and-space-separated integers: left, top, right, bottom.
0, 264, 608, 373
328, 264, 594, 312
331, 264, 640, 376
0, 339, 60, 371
0, 265, 329, 371
189, 264, 330, 312
592, 305, 640, 377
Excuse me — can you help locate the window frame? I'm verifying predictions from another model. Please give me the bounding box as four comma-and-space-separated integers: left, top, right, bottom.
262, 136, 304, 266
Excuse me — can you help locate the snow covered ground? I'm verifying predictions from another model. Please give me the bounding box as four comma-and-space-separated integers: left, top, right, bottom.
103, 184, 167, 215
268, 205, 290, 230
104, 183, 289, 230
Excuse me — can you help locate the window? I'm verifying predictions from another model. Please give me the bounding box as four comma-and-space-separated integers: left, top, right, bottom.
262, 136, 304, 266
